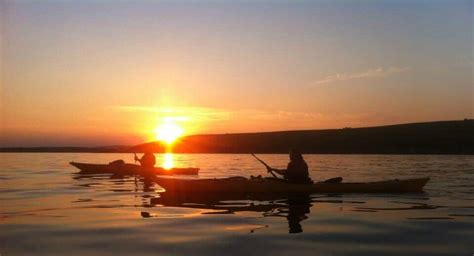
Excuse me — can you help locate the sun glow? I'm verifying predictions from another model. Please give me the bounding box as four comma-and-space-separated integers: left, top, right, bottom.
154, 118, 184, 144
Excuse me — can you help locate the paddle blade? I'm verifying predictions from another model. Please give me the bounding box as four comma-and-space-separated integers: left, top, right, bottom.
324, 177, 343, 183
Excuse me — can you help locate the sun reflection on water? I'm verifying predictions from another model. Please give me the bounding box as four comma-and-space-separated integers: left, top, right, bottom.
163, 153, 174, 170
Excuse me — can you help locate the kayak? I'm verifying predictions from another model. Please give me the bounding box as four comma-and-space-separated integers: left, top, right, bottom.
152, 176, 430, 194
70, 162, 199, 175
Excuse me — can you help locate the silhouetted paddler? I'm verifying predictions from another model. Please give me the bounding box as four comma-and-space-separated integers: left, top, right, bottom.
135, 149, 156, 168
269, 149, 312, 184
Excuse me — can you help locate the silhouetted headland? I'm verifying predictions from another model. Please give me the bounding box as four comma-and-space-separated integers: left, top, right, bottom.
2, 120, 473, 154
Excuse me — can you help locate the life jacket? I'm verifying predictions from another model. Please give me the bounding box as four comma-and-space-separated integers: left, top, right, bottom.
284, 160, 312, 184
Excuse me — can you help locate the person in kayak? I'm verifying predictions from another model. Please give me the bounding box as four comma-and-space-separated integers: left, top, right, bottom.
135, 149, 156, 168
268, 149, 312, 184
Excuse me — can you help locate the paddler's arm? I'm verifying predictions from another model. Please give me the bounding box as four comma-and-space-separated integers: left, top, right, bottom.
267, 167, 286, 176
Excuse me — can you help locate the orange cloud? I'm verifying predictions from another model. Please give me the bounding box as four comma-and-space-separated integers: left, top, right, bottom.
314, 66, 411, 85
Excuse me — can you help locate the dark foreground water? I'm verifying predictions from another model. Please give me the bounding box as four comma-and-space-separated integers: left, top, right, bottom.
1, 153, 473, 256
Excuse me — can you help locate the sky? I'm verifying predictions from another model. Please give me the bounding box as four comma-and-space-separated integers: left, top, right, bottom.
1, 0, 473, 147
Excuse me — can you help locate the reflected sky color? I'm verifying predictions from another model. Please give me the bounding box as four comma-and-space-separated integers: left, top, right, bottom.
1, 0, 472, 146
1, 153, 473, 255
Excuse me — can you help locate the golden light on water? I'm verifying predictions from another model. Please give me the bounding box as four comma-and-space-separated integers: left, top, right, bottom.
163, 153, 174, 170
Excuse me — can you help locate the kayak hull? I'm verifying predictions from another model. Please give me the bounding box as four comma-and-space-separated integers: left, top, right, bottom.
70, 162, 199, 175
153, 177, 430, 194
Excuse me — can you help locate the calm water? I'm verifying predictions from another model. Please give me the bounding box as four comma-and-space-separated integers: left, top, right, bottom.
1, 153, 473, 256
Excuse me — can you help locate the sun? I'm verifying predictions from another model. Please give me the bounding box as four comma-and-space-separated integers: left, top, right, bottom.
154, 119, 184, 144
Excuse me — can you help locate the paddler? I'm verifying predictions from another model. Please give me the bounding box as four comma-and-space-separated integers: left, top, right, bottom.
134, 149, 156, 168
268, 149, 312, 184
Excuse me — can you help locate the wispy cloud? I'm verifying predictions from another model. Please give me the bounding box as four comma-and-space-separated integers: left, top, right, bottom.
111, 105, 345, 131
313, 66, 411, 85
111, 105, 326, 123
110, 105, 405, 133
110, 106, 231, 121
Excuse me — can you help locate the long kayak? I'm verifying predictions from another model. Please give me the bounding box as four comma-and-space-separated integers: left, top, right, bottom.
152, 176, 430, 193
70, 162, 199, 175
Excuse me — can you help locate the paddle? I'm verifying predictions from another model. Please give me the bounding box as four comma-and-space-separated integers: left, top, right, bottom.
323, 177, 343, 183
251, 154, 278, 179
133, 153, 139, 183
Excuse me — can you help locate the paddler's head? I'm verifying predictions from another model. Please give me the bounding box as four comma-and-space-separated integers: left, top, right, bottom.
289, 148, 303, 162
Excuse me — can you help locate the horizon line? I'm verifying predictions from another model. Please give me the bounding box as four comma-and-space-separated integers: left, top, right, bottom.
1, 119, 472, 149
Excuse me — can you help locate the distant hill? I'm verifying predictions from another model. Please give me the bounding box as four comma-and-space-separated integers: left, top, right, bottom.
1, 120, 473, 154
133, 120, 474, 154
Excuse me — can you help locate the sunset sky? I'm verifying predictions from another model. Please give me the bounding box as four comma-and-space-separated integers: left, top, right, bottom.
1, 0, 472, 147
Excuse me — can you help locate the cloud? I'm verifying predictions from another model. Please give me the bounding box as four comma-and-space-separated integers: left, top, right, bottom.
110, 105, 329, 129
111, 105, 327, 123
110, 105, 406, 134
313, 66, 411, 85
110, 106, 231, 121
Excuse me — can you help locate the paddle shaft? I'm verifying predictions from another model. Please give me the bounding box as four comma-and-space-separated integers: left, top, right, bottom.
251, 154, 278, 178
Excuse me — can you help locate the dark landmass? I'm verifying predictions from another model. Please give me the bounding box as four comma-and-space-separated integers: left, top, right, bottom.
1, 120, 473, 154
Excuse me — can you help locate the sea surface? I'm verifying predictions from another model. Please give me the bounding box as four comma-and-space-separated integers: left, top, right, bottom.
1, 153, 473, 256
